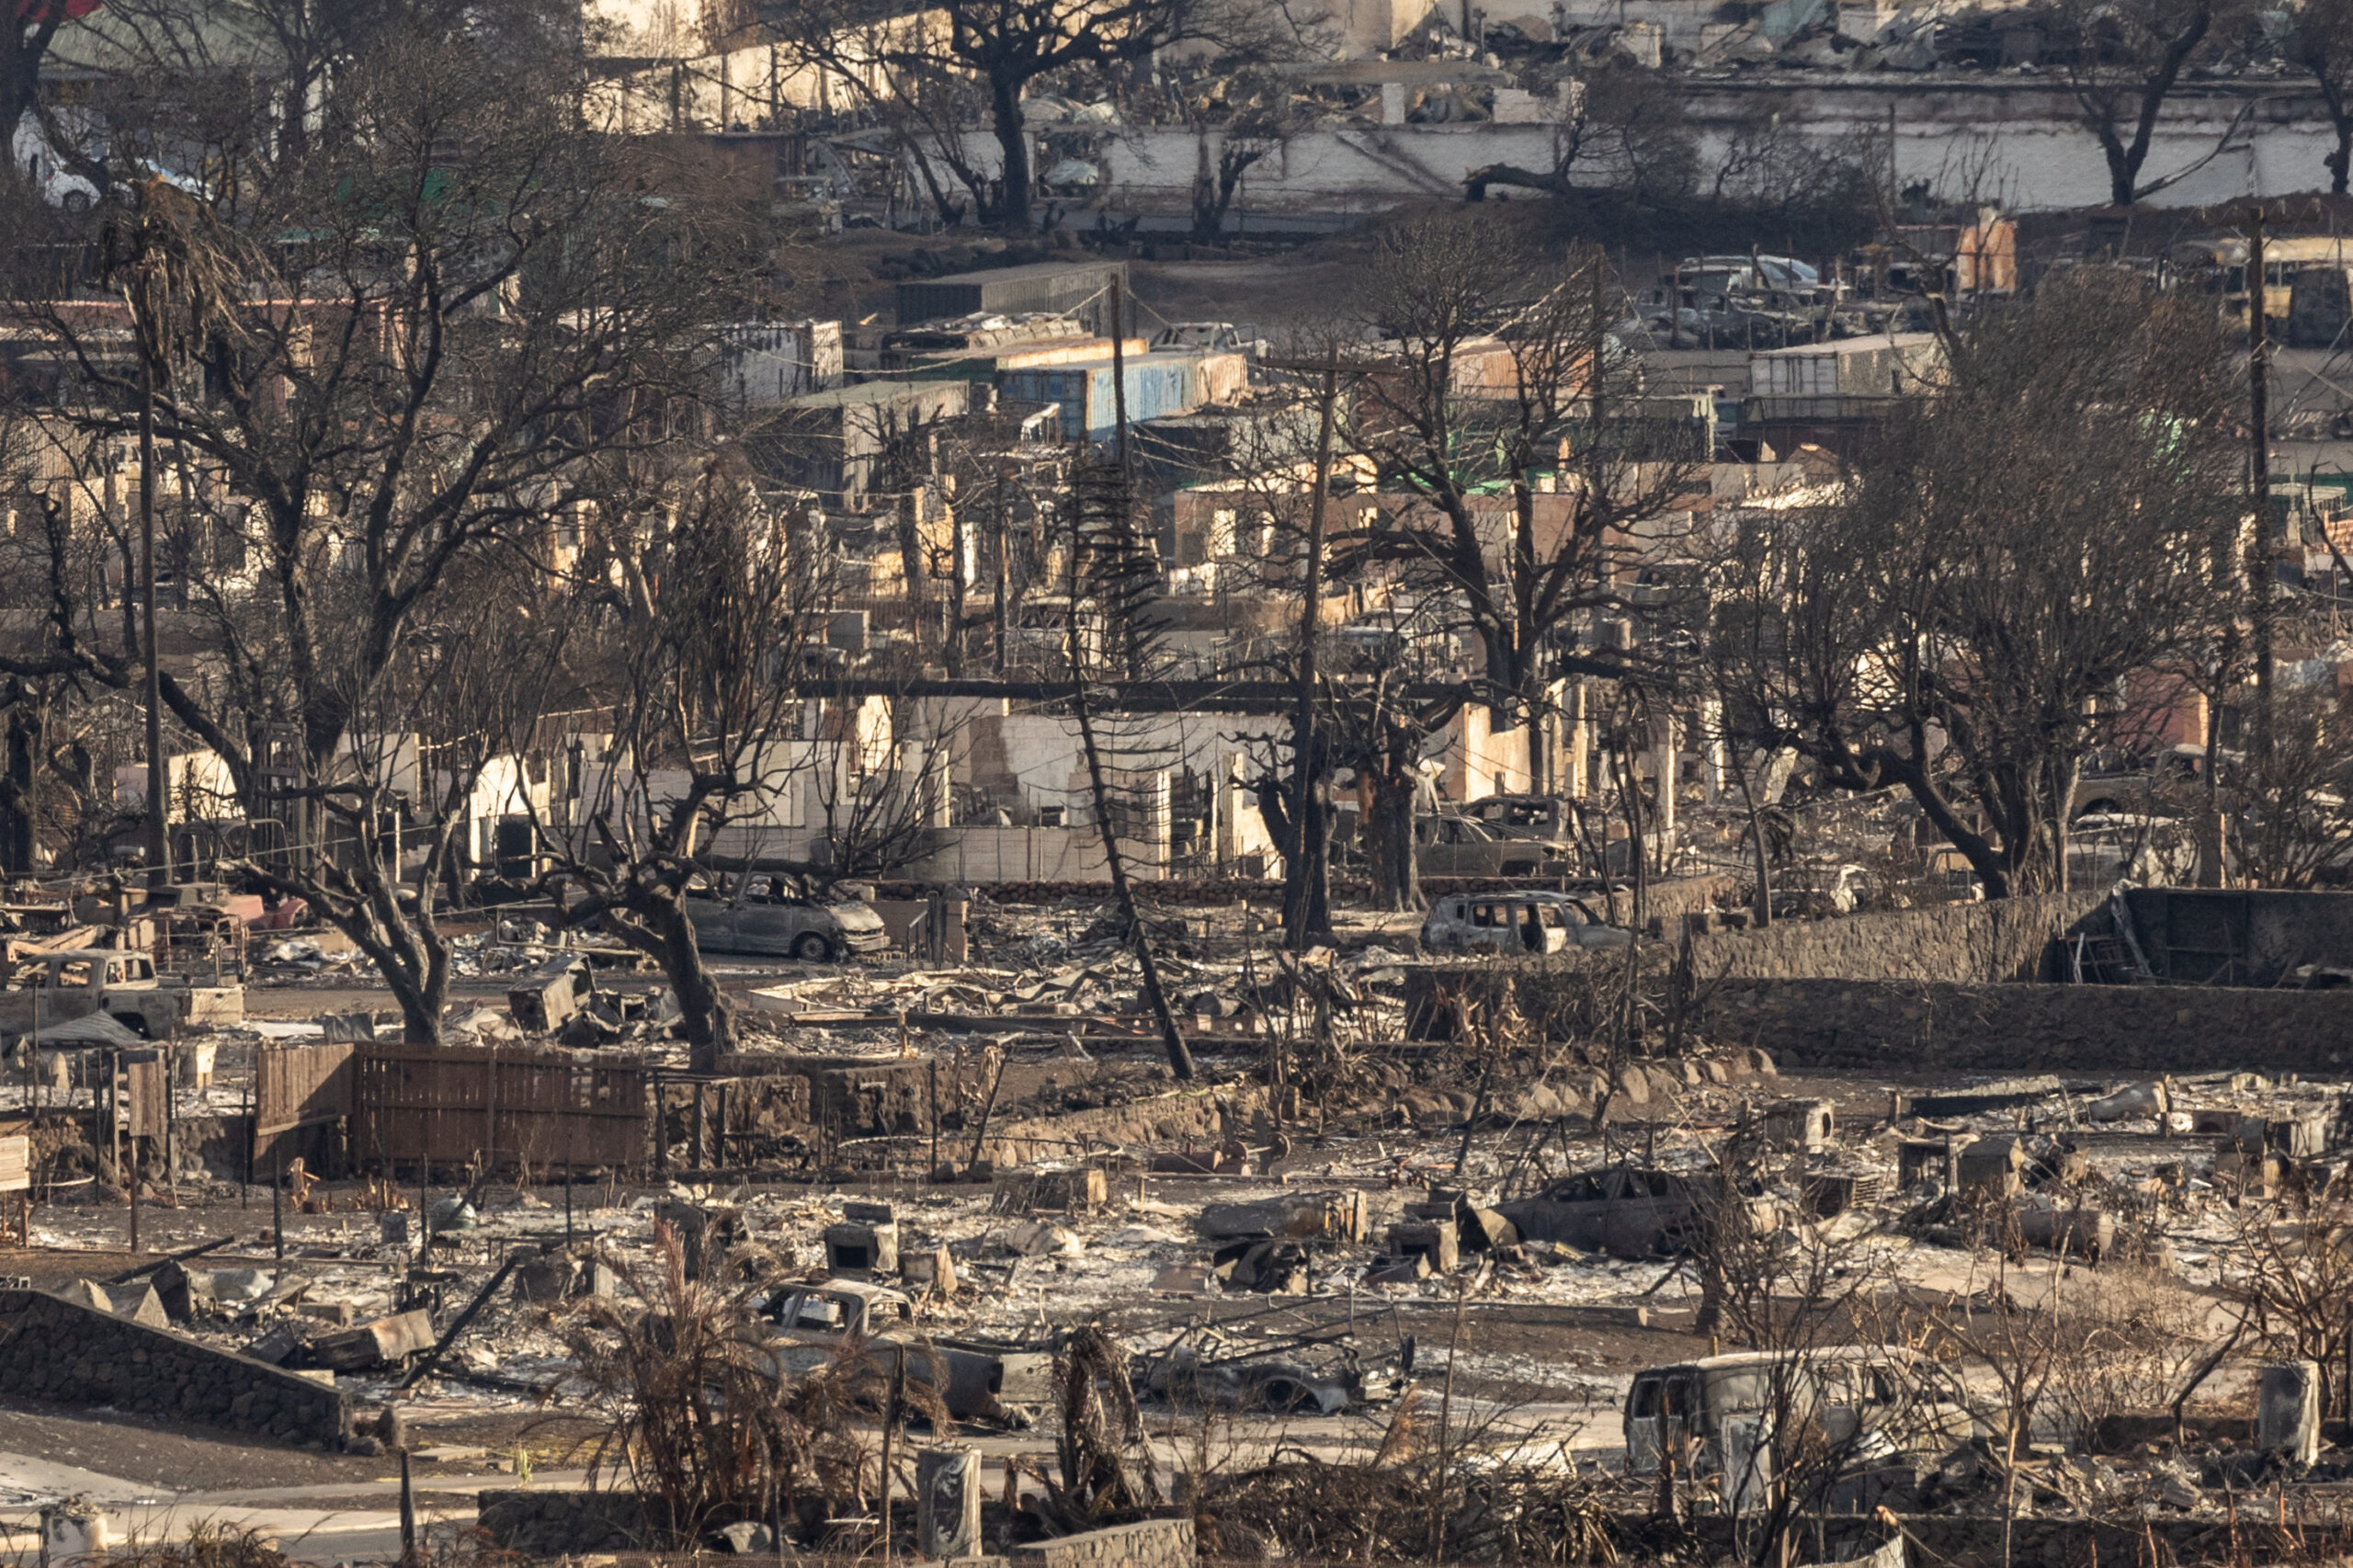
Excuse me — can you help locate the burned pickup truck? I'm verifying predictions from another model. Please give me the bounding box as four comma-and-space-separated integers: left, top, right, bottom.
760, 1280, 1053, 1423
0, 948, 244, 1041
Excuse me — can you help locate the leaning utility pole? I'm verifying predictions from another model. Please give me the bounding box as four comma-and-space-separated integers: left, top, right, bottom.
1065, 271, 1194, 1081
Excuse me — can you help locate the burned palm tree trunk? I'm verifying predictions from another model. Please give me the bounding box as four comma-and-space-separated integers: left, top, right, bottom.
1065, 460, 1194, 1082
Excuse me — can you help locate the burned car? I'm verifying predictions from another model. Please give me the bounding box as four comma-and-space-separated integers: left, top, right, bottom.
685, 883, 888, 961
761, 1281, 1053, 1421
1420, 892, 1633, 956
1137, 1330, 1405, 1415
1498, 1166, 1701, 1256
1415, 814, 1574, 877
1460, 793, 1580, 842
1497, 1165, 1778, 1256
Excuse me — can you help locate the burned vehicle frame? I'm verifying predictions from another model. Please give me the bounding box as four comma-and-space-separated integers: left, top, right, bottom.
1497, 1165, 1776, 1257
1136, 1327, 1407, 1416
760, 1281, 1054, 1423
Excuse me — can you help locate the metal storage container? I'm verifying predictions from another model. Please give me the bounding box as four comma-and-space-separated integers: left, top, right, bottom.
895, 262, 1131, 336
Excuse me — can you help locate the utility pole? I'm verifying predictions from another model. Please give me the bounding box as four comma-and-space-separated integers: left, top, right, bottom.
994, 462, 1011, 676
1108, 273, 1128, 464
2250, 209, 2275, 769
139, 304, 169, 892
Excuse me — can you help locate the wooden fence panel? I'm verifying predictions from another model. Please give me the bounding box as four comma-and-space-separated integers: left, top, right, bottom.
122, 1054, 166, 1140
255, 1043, 357, 1139
351, 1045, 648, 1173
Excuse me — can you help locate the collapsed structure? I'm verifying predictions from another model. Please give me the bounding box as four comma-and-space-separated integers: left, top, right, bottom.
4, 878, 2353, 1565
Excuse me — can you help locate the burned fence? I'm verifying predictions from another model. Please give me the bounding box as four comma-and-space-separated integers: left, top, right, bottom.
352, 1046, 652, 1175
245, 1042, 1122, 1177
245, 1041, 659, 1176
253, 1040, 356, 1160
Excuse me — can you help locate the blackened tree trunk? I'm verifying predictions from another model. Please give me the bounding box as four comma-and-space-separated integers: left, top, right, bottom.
386, 947, 452, 1048
1280, 733, 1330, 944
1367, 767, 1421, 912
990, 72, 1033, 228
650, 897, 737, 1074
585, 882, 739, 1074
1363, 714, 1426, 913
1, 696, 39, 875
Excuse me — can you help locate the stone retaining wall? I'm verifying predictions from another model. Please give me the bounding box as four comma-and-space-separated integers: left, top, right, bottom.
1672, 1511, 2329, 1568
0, 1287, 349, 1447
986, 1085, 1267, 1165
1696, 976, 2353, 1074
478, 1491, 1195, 1566
1686, 890, 2108, 984
1012, 1518, 1195, 1568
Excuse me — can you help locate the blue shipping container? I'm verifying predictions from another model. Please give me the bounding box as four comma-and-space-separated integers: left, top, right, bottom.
1000, 354, 1199, 443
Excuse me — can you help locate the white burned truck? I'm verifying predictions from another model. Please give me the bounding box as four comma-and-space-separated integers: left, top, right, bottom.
0, 948, 244, 1040
1624, 1347, 1973, 1486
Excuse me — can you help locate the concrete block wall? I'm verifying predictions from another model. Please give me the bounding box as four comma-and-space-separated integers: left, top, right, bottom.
1012, 1518, 1196, 1568
1686, 889, 2108, 984
0, 1288, 349, 1447
1697, 976, 2353, 1074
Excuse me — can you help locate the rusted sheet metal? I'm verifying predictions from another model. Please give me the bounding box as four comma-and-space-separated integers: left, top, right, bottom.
352, 1045, 648, 1171
255, 1043, 357, 1139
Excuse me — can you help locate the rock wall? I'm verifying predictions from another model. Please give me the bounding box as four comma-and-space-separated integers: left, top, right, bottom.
1687, 890, 2109, 984
1011, 1518, 1195, 1568
1608, 874, 1740, 931
0, 1287, 348, 1446
985, 1083, 1267, 1165
1697, 977, 2353, 1074
478, 1492, 1194, 1567
1674, 1511, 2319, 1568
701, 1053, 1256, 1159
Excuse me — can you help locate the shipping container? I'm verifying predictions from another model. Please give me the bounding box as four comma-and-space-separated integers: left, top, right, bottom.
998, 353, 1200, 444
895, 261, 1131, 337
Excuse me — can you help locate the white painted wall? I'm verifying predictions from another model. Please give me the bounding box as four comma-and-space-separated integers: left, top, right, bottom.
1063, 114, 2326, 217
901, 83, 2340, 216
114, 752, 238, 824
